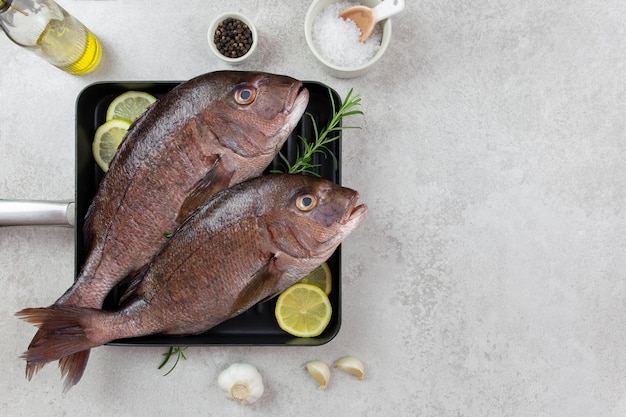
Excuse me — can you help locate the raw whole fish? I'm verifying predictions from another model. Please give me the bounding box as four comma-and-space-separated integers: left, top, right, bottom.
26, 71, 309, 387
18, 174, 367, 388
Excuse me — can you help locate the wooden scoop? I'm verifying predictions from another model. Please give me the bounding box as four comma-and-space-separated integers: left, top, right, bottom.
339, 0, 405, 43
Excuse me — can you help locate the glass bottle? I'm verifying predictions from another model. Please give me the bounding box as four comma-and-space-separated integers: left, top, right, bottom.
0, 0, 102, 74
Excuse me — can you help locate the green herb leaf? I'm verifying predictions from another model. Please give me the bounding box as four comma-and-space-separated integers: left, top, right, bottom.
272, 88, 363, 176
158, 346, 188, 376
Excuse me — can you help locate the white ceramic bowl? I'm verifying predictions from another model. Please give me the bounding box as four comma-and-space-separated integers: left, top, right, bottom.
304, 0, 392, 78
208, 12, 258, 65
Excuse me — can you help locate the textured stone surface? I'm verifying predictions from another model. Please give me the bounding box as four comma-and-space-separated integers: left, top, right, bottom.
1, 0, 625, 416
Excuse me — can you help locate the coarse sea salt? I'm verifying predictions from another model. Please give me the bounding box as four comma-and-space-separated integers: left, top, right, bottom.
312, 1, 383, 67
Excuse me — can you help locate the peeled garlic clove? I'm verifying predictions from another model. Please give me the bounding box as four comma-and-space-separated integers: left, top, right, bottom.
334, 356, 365, 379
305, 360, 331, 389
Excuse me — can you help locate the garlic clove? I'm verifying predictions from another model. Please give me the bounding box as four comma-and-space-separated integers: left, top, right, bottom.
334, 356, 365, 379
217, 362, 264, 405
305, 360, 331, 389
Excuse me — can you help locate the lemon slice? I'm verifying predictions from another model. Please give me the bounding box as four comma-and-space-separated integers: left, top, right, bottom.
298, 262, 332, 295
93, 118, 131, 172
275, 283, 332, 338
106, 91, 157, 122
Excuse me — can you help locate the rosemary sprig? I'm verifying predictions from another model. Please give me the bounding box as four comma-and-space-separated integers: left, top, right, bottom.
272, 88, 363, 176
158, 346, 188, 376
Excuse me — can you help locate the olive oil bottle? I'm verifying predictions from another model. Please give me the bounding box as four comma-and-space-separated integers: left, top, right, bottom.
0, 0, 101, 74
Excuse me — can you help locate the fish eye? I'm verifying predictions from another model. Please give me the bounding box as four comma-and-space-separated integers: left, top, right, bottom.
235, 87, 256, 105
296, 194, 317, 212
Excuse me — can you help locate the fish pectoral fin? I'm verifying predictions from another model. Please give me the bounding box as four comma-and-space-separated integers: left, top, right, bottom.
177, 154, 235, 223
118, 266, 149, 305
229, 256, 283, 316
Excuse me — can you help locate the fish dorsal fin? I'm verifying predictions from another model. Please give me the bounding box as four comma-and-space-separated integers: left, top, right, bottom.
176, 154, 235, 223
229, 255, 283, 316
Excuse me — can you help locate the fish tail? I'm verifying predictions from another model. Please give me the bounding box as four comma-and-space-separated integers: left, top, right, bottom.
25, 325, 49, 379
25, 361, 44, 381
16, 306, 103, 387
24, 273, 98, 385
59, 351, 91, 392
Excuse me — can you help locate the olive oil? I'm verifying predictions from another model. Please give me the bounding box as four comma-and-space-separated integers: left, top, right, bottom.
0, 0, 102, 75
37, 18, 102, 75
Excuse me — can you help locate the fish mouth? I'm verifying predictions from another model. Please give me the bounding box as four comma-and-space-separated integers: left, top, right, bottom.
228, 83, 308, 156
260, 84, 309, 155
341, 192, 368, 226
283, 82, 309, 118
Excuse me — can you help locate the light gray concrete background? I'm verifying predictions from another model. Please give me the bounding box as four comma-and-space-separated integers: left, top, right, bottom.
1, 0, 625, 416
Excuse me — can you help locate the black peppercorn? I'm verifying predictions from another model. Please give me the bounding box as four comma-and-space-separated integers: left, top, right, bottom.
213, 17, 253, 59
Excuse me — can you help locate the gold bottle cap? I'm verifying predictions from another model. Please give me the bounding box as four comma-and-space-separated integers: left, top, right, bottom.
0, 0, 11, 13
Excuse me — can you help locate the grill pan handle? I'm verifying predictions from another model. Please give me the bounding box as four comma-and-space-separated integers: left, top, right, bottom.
0, 200, 75, 227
